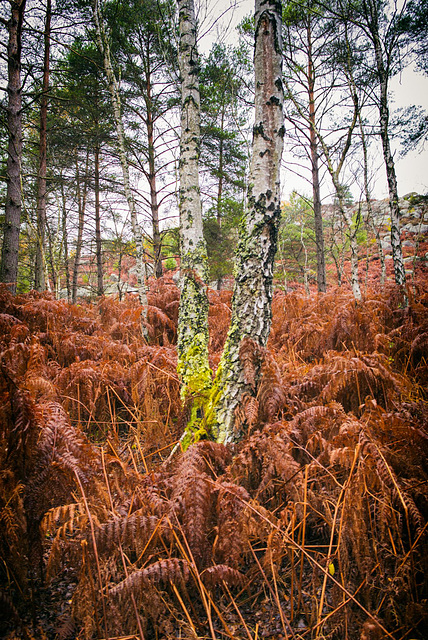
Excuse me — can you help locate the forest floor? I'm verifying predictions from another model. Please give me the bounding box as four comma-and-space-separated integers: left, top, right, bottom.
0, 264, 427, 640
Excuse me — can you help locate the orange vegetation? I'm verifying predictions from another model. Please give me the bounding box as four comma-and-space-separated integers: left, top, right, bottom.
0, 274, 427, 639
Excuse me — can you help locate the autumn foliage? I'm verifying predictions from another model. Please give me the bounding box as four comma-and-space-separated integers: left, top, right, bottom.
0, 274, 427, 639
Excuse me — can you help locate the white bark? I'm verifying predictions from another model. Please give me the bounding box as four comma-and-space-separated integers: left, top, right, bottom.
93, 0, 148, 335
370, 16, 405, 288
176, 0, 211, 405
209, 0, 284, 444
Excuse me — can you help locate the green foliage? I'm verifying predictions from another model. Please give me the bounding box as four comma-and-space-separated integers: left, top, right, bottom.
203, 198, 242, 283
161, 228, 180, 258
394, 105, 428, 154
277, 192, 317, 283
200, 43, 250, 215
164, 257, 177, 270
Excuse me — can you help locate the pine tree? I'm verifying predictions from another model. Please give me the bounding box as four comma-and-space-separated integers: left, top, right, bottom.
0, 0, 27, 294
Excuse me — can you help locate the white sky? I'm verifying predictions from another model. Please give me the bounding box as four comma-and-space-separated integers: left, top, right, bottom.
198, 0, 428, 202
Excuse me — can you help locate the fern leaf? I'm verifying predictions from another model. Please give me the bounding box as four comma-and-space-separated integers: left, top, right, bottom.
201, 564, 244, 588
110, 558, 190, 600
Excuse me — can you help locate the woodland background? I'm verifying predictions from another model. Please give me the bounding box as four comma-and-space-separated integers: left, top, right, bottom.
1, 0, 428, 639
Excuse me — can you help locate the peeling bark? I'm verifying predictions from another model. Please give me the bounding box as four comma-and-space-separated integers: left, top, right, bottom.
208, 0, 284, 444
176, 0, 211, 414
0, 0, 26, 293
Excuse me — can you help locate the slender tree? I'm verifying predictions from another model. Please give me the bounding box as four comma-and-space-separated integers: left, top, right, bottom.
72, 151, 89, 304
283, 1, 328, 293
93, 0, 148, 334
206, 0, 285, 444
306, 17, 326, 293
106, 0, 178, 280
0, 0, 27, 293
346, 0, 406, 287
199, 43, 249, 288
176, 0, 212, 420
34, 0, 51, 291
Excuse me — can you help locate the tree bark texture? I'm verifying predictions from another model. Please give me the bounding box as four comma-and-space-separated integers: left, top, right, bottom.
176, 0, 212, 415
93, 0, 149, 332
375, 50, 405, 286
0, 0, 26, 294
208, 0, 284, 444
366, 0, 405, 287
34, 0, 51, 291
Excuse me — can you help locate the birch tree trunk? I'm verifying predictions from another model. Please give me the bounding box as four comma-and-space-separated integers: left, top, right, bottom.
207, 0, 284, 444
362, 0, 405, 288
93, 0, 148, 335
374, 39, 405, 287
0, 0, 26, 294
176, 0, 212, 420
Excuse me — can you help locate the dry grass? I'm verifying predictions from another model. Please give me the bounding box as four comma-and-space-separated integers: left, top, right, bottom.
0, 273, 427, 639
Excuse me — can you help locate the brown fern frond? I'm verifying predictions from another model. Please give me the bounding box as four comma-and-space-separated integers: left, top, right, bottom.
169, 442, 231, 566
94, 512, 164, 556
201, 564, 244, 588
17, 298, 72, 333
215, 482, 251, 568
257, 353, 285, 423
41, 503, 81, 537
410, 332, 428, 356
1, 343, 31, 380
0, 470, 27, 590
284, 404, 343, 447
147, 305, 176, 344
239, 337, 264, 391
24, 376, 56, 401
402, 491, 425, 536
110, 558, 190, 600
171, 466, 212, 565
234, 393, 259, 434
208, 291, 232, 354
0, 313, 24, 336
70, 317, 100, 335
6, 387, 42, 472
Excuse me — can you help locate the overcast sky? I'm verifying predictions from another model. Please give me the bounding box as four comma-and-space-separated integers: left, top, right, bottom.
198, 0, 428, 202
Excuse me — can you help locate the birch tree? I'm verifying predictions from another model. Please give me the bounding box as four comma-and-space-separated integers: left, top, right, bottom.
341, 0, 406, 288
206, 0, 285, 444
176, 0, 212, 424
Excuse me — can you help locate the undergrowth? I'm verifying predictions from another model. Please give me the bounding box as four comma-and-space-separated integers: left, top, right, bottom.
0, 274, 427, 640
